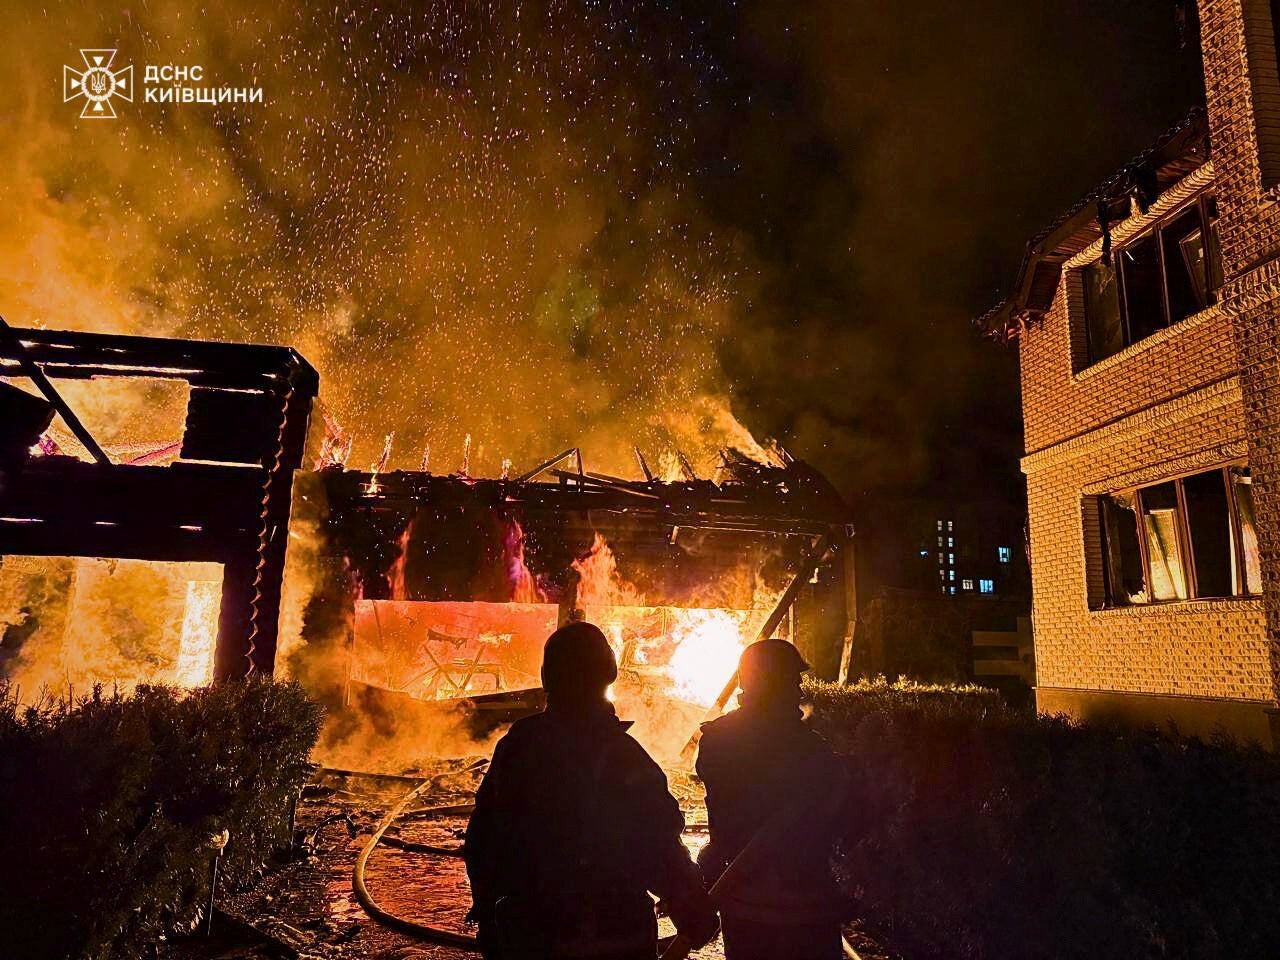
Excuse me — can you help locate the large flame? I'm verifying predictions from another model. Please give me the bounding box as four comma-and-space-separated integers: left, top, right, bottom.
573, 534, 776, 708
665, 608, 758, 706
0, 557, 222, 697
572, 533, 645, 608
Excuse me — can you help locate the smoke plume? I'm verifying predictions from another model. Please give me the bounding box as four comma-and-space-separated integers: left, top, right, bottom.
0, 1, 1201, 514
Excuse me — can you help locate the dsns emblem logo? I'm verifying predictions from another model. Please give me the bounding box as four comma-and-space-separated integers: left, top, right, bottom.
63, 49, 133, 119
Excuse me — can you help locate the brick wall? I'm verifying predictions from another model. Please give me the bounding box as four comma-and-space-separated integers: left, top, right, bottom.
1022, 276, 1270, 699
1015, 0, 1280, 710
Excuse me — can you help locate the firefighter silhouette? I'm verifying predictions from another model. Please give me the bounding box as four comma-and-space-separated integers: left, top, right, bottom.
464, 621, 718, 959
696, 639, 849, 960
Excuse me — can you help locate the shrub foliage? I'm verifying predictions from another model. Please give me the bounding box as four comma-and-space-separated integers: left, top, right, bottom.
0, 679, 321, 960
807, 678, 1280, 960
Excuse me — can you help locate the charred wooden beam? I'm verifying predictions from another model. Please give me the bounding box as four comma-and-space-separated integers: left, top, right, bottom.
0, 461, 266, 529
2, 326, 313, 377
0, 362, 302, 391
676, 450, 698, 482
515, 448, 581, 484
836, 527, 858, 684
0, 520, 251, 564
325, 469, 845, 533
556, 469, 664, 500
633, 446, 653, 482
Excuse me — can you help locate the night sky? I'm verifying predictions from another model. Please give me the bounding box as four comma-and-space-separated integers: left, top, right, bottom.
701, 0, 1204, 501
0, 1, 1204, 579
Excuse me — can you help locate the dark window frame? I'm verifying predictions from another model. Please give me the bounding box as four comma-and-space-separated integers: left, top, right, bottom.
1257, 0, 1280, 191
1081, 193, 1222, 368
1093, 463, 1260, 609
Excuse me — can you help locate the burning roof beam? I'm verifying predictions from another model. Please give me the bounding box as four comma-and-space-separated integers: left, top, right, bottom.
676, 450, 699, 482
332, 463, 847, 535
633, 446, 654, 482
515, 447, 582, 484
554, 469, 664, 500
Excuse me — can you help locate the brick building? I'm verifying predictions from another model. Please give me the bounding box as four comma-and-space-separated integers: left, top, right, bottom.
983, 1, 1280, 745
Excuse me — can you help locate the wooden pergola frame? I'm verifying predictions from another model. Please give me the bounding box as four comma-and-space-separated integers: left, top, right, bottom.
0, 323, 319, 679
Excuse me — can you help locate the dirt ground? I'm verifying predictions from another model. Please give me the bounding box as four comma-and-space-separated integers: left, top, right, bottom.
162, 764, 891, 960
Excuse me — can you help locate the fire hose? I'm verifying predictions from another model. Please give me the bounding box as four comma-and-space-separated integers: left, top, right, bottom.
351, 769, 861, 959
351, 765, 484, 950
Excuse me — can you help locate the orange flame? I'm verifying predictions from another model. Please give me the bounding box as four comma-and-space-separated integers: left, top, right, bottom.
572, 533, 644, 608
506, 519, 547, 603
389, 518, 415, 600
572, 533, 776, 707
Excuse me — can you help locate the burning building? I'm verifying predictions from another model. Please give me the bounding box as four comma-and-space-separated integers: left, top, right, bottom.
1, 321, 853, 764
980, 1, 1280, 747
283, 445, 854, 763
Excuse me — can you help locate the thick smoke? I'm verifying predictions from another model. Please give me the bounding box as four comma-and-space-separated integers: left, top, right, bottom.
0, 2, 763, 476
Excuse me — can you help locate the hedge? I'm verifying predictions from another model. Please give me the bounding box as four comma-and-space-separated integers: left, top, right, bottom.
806, 678, 1280, 960
0, 679, 321, 960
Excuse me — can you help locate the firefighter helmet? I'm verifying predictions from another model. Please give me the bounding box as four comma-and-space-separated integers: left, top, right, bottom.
541, 621, 618, 698
738, 637, 809, 692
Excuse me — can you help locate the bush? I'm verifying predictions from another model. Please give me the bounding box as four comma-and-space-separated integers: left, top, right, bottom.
807, 677, 1280, 960
0, 679, 322, 960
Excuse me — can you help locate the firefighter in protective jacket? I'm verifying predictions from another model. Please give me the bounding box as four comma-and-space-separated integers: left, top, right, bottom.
464, 621, 719, 960
696, 638, 848, 960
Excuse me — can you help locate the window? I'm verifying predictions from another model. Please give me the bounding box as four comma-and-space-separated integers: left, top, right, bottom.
1122, 231, 1166, 344
1084, 259, 1123, 362
1081, 195, 1222, 366
997, 546, 1011, 563
1139, 481, 1188, 601
962, 579, 974, 591
949, 570, 956, 581
947, 521, 953, 531
937, 520, 943, 531
1101, 493, 1146, 603
1182, 470, 1233, 599
1092, 465, 1261, 607
979, 579, 994, 594
1161, 206, 1211, 324
1245, 1, 1280, 191
948, 537, 954, 547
